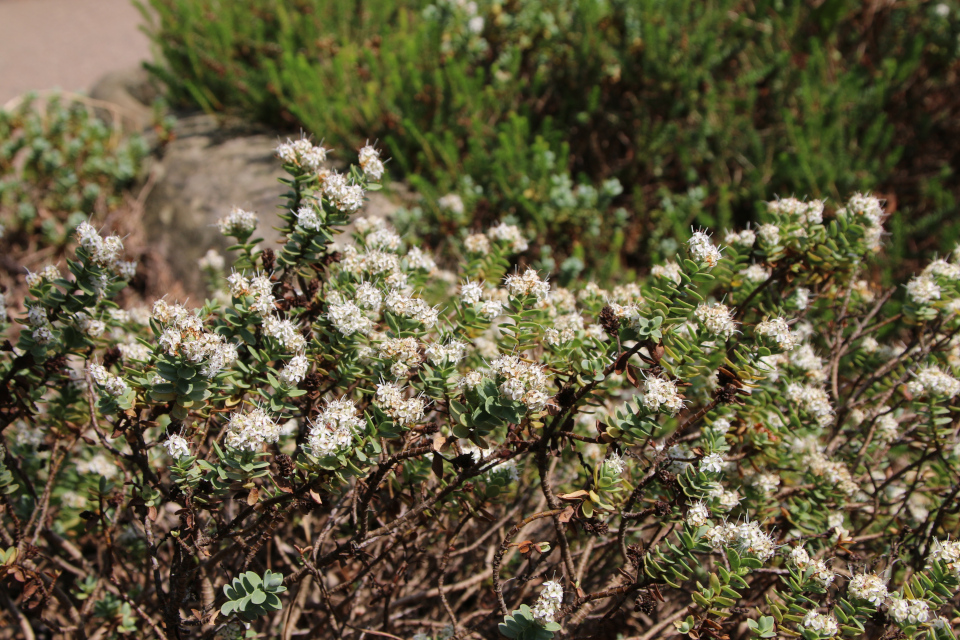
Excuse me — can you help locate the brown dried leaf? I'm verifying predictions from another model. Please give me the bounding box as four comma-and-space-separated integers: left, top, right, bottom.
558, 490, 589, 501
246, 488, 259, 506
432, 453, 445, 480
558, 506, 575, 523
308, 490, 323, 505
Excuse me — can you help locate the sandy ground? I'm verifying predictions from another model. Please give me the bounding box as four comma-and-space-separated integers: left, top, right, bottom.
0, 0, 151, 105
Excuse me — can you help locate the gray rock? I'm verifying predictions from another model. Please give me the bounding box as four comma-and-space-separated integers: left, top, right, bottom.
88, 66, 160, 131
141, 114, 403, 296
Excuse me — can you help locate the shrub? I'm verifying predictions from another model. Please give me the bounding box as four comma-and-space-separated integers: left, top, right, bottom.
2, 138, 960, 639
0, 94, 148, 251
140, 0, 960, 271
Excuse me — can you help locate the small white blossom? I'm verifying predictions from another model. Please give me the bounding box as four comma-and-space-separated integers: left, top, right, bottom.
687, 230, 722, 268
217, 207, 258, 237
531, 580, 563, 625
163, 435, 192, 459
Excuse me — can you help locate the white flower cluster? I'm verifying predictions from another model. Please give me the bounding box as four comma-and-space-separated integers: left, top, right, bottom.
487, 222, 528, 253
425, 340, 467, 366
873, 409, 899, 444
755, 317, 798, 351
848, 573, 889, 607
700, 453, 724, 474
75, 453, 118, 479
375, 381, 426, 426
358, 144, 384, 181
224, 407, 281, 452
704, 520, 777, 561
75, 222, 137, 280
801, 610, 839, 637
928, 538, 960, 579
786, 383, 833, 425
154, 300, 239, 377
839, 193, 885, 251
379, 337, 422, 376
263, 315, 307, 353
438, 193, 465, 215
279, 353, 309, 387
88, 363, 128, 397
504, 269, 550, 302
757, 223, 780, 247
790, 344, 826, 383
216, 206, 258, 237
296, 205, 323, 231
788, 546, 836, 586
227, 272, 277, 317
907, 365, 960, 399
686, 500, 711, 527
687, 230, 723, 268
275, 137, 328, 171
604, 452, 625, 475
802, 448, 858, 495
321, 171, 365, 212
906, 273, 942, 305
490, 355, 550, 411
695, 302, 737, 338
767, 197, 825, 226
651, 261, 682, 284
327, 300, 374, 337
739, 264, 770, 284
885, 596, 931, 626
641, 375, 684, 415
163, 434, 192, 459
308, 398, 364, 458
724, 228, 756, 247
384, 290, 440, 328
530, 580, 563, 625
24, 264, 62, 288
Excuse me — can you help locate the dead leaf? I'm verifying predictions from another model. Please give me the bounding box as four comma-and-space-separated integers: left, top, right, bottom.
558, 506, 575, 523
308, 490, 323, 504
558, 490, 589, 501
246, 488, 259, 506
432, 453, 444, 480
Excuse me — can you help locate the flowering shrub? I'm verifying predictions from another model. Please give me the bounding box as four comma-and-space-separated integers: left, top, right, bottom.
2, 138, 960, 640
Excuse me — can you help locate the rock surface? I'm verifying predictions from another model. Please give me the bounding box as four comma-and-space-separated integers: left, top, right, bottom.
142, 114, 403, 295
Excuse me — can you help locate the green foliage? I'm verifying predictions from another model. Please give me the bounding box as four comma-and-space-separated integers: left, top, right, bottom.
142, 0, 960, 271
220, 570, 287, 621
0, 94, 146, 247
499, 604, 560, 639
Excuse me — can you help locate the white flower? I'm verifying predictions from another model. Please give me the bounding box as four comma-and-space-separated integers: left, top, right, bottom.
478, 299, 503, 319
695, 302, 737, 339
76, 453, 118, 479
307, 398, 363, 458
375, 382, 426, 427
700, 453, 724, 474
848, 573, 888, 607
801, 611, 839, 637
487, 223, 528, 252
651, 261, 682, 284
438, 193, 465, 215
531, 580, 563, 625
686, 500, 710, 528
163, 435, 192, 459
906, 274, 941, 305
739, 264, 770, 284
354, 282, 383, 311
217, 207, 258, 236
460, 281, 484, 305
263, 315, 307, 352
358, 144, 384, 181
756, 317, 799, 351
886, 597, 930, 626
279, 353, 309, 387
224, 407, 281, 452
296, 206, 322, 231
464, 233, 490, 255
788, 546, 810, 568
604, 452, 625, 475
907, 365, 960, 399
327, 301, 374, 337
687, 230, 722, 268
641, 376, 684, 415
504, 269, 550, 302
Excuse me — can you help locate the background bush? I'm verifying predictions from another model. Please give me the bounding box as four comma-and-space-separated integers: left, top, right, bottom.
141, 0, 960, 275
